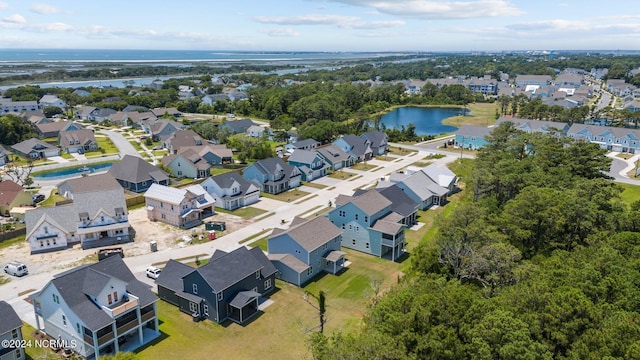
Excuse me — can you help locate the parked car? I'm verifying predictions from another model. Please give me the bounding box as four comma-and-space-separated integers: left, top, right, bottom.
4, 261, 28, 277
146, 266, 161, 279
32, 194, 45, 204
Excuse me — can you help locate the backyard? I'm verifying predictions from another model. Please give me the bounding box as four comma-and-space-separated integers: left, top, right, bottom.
136, 247, 404, 360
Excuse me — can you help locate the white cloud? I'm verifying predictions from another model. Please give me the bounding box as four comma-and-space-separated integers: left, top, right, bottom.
3, 14, 26, 24
30, 3, 60, 14
326, 0, 524, 19
350, 20, 405, 29
261, 28, 300, 37
254, 14, 359, 26
0, 2, 8, 10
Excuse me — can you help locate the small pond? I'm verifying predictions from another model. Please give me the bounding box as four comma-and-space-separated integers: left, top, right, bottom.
379, 107, 466, 136
33, 162, 114, 179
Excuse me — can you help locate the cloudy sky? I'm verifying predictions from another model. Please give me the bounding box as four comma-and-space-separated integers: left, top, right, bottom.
1, 0, 639, 51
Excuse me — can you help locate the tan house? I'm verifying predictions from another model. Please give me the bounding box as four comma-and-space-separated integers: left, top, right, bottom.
58, 129, 98, 153
144, 183, 215, 229
0, 180, 32, 217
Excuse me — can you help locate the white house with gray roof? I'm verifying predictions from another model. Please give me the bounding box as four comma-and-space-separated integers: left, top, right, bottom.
32, 256, 159, 359
0, 301, 24, 360
11, 138, 60, 159
200, 171, 260, 210
25, 174, 131, 253
267, 216, 345, 286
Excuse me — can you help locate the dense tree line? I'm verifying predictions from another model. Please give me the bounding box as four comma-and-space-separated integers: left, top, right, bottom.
0, 114, 38, 145
311, 122, 640, 359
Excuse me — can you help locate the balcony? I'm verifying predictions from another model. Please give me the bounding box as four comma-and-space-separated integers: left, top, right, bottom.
382, 234, 405, 248
117, 318, 139, 334
102, 294, 139, 318
140, 309, 156, 323
84, 330, 115, 347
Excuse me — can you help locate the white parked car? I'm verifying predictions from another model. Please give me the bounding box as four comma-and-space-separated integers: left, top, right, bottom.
146, 266, 161, 279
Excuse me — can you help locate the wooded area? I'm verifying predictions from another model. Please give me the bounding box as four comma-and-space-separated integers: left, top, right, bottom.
310, 122, 640, 359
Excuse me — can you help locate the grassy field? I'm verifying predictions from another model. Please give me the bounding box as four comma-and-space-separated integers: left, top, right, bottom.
442, 102, 499, 127
328, 169, 355, 180
619, 182, 640, 206
301, 181, 327, 190
350, 162, 377, 171
137, 248, 403, 360
260, 188, 310, 202
214, 206, 268, 220
91, 136, 119, 155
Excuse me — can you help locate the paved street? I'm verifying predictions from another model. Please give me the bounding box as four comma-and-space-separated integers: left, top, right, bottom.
1, 147, 450, 329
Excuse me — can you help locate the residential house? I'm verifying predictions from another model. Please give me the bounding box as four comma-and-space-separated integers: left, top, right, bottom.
243, 157, 302, 195
0, 180, 33, 217
454, 125, 492, 150
315, 144, 354, 171
201, 94, 230, 106
554, 74, 584, 88
58, 129, 98, 153
220, 119, 256, 135
267, 216, 345, 287
246, 125, 271, 139
200, 171, 260, 210
32, 256, 159, 359
361, 184, 419, 226
515, 75, 552, 87
328, 189, 406, 261
22, 110, 48, 125
388, 170, 450, 209
495, 117, 570, 135
361, 131, 388, 156
607, 79, 635, 97
76, 106, 97, 121
36, 121, 83, 138
144, 183, 215, 229
287, 149, 329, 181
25, 174, 131, 253
567, 123, 640, 153
39, 95, 66, 110
162, 152, 211, 179
155, 246, 277, 324
11, 138, 60, 159
163, 130, 205, 154
91, 108, 118, 123
0, 145, 11, 166
332, 134, 373, 162
178, 145, 233, 166
72, 89, 91, 97
421, 163, 458, 195
148, 119, 183, 141
0, 301, 24, 360
108, 155, 170, 193
285, 138, 320, 153
465, 77, 499, 95
151, 107, 181, 118
0, 98, 38, 114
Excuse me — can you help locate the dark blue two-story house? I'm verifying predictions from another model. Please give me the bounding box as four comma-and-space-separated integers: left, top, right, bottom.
155, 246, 277, 325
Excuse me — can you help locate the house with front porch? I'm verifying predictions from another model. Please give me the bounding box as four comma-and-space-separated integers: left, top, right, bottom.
267, 216, 345, 287
144, 183, 215, 229
332, 134, 373, 162
11, 138, 60, 159
315, 144, 354, 171
243, 157, 302, 194
328, 189, 406, 261
287, 150, 329, 181
361, 131, 388, 156
31, 256, 159, 360
201, 171, 260, 210
356, 184, 419, 227
58, 129, 98, 153
39, 94, 66, 110
155, 246, 277, 324
567, 123, 640, 153
25, 174, 132, 253
387, 170, 450, 209
162, 152, 211, 179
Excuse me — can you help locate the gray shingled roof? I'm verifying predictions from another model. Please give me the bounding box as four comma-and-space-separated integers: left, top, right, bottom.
361, 131, 387, 147
45, 256, 157, 331
11, 138, 57, 154
267, 253, 309, 273
0, 301, 22, 334
269, 216, 342, 252
155, 259, 195, 293
456, 125, 492, 138
288, 149, 320, 164
378, 184, 419, 217
198, 246, 265, 292
59, 173, 121, 193
108, 155, 169, 184
351, 189, 392, 215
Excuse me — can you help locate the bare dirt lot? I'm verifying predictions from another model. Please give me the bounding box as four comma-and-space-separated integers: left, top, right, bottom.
0, 207, 255, 277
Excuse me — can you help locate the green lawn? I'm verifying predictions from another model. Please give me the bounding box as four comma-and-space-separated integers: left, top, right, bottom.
619, 183, 640, 206
93, 136, 119, 154
301, 181, 327, 189
260, 188, 310, 202
351, 162, 377, 171
214, 206, 267, 220
137, 248, 403, 360
209, 167, 237, 177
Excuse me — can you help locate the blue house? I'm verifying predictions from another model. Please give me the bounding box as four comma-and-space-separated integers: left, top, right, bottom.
361, 131, 388, 156
267, 216, 345, 287
328, 190, 406, 261
567, 123, 640, 153
315, 144, 354, 171
243, 157, 301, 194
454, 125, 492, 150
287, 149, 329, 181
155, 246, 277, 325
333, 134, 373, 162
